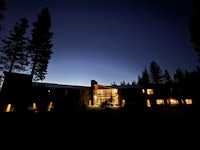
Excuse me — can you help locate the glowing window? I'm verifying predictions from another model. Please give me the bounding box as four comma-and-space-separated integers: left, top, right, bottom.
156, 99, 165, 105
146, 99, 151, 107
111, 89, 118, 96
33, 102, 37, 110
142, 89, 145, 93
5, 104, 12, 112
185, 99, 192, 105
47, 102, 54, 111
28, 102, 38, 112
122, 99, 126, 107
88, 100, 92, 107
181, 99, 184, 104
147, 89, 154, 95
168, 98, 179, 105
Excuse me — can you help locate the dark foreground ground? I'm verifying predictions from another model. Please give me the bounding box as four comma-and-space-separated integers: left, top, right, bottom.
0, 107, 199, 149
1, 106, 198, 128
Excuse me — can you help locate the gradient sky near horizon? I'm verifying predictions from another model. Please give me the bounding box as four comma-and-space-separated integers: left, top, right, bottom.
1, 0, 199, 86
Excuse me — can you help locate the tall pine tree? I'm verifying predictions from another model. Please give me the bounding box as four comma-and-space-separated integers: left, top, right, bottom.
163, 69, 172, 85
150, 61, 163, 84
173, 68, 184, 84
0, 17, 29, 73
28, 7, 53, 81
138, 67, 150, 85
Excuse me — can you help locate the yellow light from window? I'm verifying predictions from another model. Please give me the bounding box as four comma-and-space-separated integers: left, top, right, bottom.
5, 104, 12, 112
142, 89, 145, 93
181, 99, 184, 104
185, 99, 192, 105
47, 101, 53, 111
146, 99, 151, 107
33, 103, 36, 110
122, 99, 126, 107
33, 102, 37, 110
169, 98, 179, 105
156, 99, 165, 105
89, 100, 92, 107
147, 89, 154, 95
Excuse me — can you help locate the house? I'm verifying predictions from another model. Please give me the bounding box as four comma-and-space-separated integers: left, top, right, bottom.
0, 73, 194, 113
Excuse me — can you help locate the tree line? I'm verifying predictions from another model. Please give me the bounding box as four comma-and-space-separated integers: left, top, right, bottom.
138, 61, 200, 86
0, 0, 53, 82
115, 0, 200, 87
112, 60, 200, 87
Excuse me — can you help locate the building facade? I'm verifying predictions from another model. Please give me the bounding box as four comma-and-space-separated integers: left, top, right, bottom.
0, 73, 194, 113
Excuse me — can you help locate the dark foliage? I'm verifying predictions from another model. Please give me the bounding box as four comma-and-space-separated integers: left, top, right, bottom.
29, 7, 53, 81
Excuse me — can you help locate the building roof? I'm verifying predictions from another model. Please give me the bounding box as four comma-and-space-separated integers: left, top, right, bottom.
32, 82, 90, 89
113, 84, 144, 89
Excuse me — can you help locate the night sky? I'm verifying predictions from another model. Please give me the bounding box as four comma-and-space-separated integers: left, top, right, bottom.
1, 0, 199, 86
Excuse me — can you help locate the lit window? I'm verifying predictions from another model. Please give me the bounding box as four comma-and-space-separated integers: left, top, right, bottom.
168, 98, 179, 106
47, 102, 54, 111
185, 99, 192, 105
28, 102, 38, 112
88, 100, 92, 107
5, 104, 12, 112
156, 99, 165, 105
33, 103, 37, 110
146, 99, 151, 107
122, 99, 126, 107
147, 89, 154, 95
142, 89, 145, 93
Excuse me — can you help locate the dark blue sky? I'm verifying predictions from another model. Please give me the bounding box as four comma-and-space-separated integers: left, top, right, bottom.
1, 0, 199, 86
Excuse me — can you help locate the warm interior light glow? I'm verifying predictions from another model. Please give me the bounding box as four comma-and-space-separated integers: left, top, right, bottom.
142, 89, 145, 93
28, 102, 38, 112
47, 101, 54, 111
185, 99, 192, 105
33, 103, 37, 110
156, 99, 165, 105
93, 95, 97, 106
89, 100, 92, 107
5, 104, 12, 112
122, 99, 125, 107
95, 88, 119, 107
147, 89, 154, 95
168, 98, 179, 106
92, 85, 119, 107
146, 99, 151, 107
